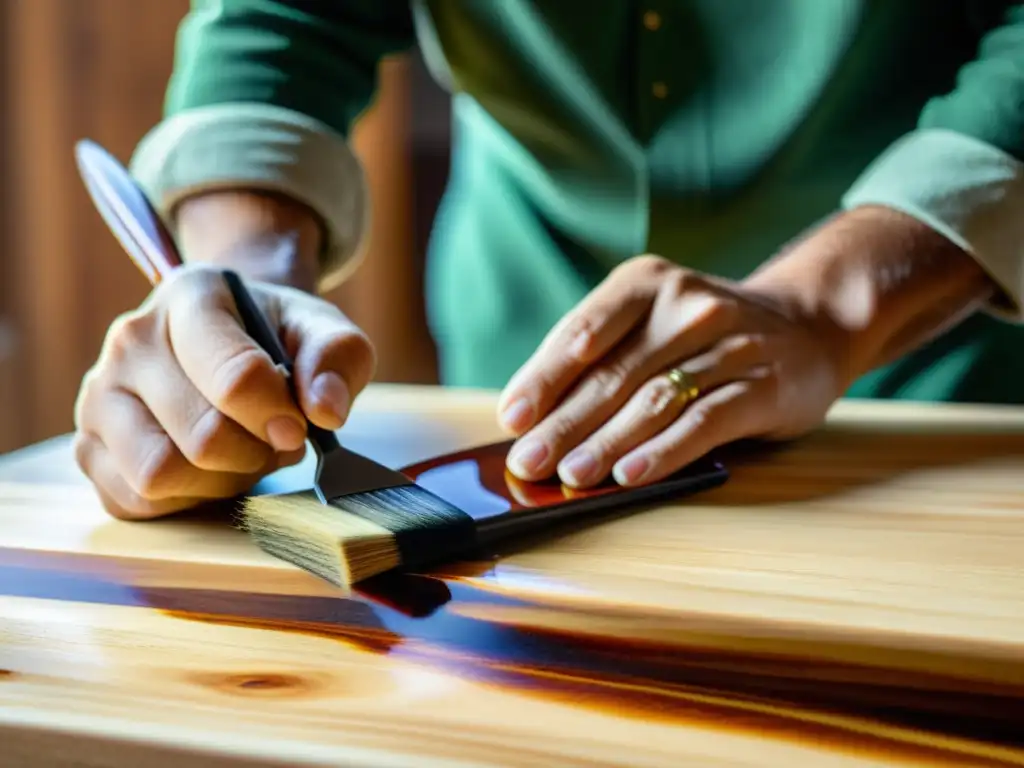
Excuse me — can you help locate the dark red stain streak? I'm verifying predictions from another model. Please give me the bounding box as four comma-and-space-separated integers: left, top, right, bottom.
2, 551, 1023, 766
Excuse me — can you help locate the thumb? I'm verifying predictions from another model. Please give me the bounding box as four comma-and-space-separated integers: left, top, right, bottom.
164, 267, 310, 452
277, 289, 377, 431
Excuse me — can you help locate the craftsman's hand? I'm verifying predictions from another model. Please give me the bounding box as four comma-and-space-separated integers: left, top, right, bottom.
73, 264, 375, 520
496, 254, 847, 488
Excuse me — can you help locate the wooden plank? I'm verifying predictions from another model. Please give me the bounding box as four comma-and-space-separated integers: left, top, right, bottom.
3, 385, 1024, 765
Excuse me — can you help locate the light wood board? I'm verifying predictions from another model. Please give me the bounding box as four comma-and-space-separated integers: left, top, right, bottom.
3, 384, 1024, 767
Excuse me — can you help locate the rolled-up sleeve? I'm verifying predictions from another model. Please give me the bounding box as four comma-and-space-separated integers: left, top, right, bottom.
842, 5, 1024, 322
129, 0, 415, 290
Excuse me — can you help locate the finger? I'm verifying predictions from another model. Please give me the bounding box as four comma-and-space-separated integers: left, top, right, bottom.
278, 289, 376, 431
556, 335, 768, 488
74, 432, 208, 521
506, 292, 734, 482
75, 432, 301, 522
612, 375, 776, 487
496, 264, 659, 434
78, 385, 280, 502
165, 268, 308, 454
121, 346, 276, 475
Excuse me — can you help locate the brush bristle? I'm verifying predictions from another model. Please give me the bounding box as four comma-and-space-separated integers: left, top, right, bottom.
240, 485, 472, 588
241, 491, 400, 588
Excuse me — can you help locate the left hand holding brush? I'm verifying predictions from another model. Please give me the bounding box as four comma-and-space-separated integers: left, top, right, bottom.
72, 141, 380, 521
74, 267, 376, 520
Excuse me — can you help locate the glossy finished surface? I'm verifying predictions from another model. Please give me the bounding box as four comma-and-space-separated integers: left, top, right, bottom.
401, 439, 726, 523
3, 384, 1024, 766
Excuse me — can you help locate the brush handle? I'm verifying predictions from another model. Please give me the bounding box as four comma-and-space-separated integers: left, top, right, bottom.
221, 271, 342, 454
74, 137, 340, 457
74, 139, 183, 282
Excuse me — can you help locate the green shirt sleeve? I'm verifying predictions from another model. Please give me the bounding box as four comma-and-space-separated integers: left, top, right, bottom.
130, 0, 415, 290
917, 3, 1024, 161
843, 4, 1024, 321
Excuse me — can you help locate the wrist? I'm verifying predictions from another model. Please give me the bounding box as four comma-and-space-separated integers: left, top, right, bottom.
743, 205, 995, 388
172, 190, 324, 293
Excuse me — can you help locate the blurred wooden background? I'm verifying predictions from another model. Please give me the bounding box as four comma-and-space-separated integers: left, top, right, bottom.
0, 0, 450, 454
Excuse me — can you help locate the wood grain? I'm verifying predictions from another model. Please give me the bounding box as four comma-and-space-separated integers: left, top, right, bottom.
3, 384, 1024, 766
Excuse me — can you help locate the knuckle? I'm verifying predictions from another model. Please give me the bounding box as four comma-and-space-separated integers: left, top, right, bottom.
71, 435, 150, 521
609, 254, 672, 288
181, 407, 234, 469
131, 436, 179, 499
637, 376, 679, 418
628, 254, 673, 277
158, 265, 227, 317
584, 434, 616, 464
729, 333, 769, 362
587, 362, 630, 400
547, 309, 608, 361
545, 412, 573, 442
660, 266, 703, 298
694, 294, 739, 328
562, 312, 600, 343
207, 347, 275, 411
102, 311, 154, 364
686, 399, 722, 434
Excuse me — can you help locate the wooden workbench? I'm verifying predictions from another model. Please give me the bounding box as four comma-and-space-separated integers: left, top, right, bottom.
2, 384, 1024, 767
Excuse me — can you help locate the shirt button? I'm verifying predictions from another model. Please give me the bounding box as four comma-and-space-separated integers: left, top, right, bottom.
652, 81, 668, 98
643, 10, 662, 30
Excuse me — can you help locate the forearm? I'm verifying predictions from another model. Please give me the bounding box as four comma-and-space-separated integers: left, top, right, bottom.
174, 190, 324, 292
744, 205, 996, 390
129, 1, 416, 294
836, 6, 1024, 325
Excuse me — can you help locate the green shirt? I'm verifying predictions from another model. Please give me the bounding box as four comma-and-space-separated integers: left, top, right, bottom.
131, 0, 1024, 402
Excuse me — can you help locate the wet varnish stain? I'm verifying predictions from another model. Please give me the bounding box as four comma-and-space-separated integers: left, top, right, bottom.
2, 550, 1024, 766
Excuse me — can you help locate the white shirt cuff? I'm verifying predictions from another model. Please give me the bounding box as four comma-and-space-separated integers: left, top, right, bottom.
129, 102, 370, 292
842, 127, 1024, 322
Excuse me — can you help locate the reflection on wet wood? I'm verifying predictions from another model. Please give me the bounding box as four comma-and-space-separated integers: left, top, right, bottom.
2, 386, 1024, 766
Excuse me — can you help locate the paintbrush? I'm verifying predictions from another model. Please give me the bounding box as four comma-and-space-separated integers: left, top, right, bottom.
73, 139, 421, 506
242, 440, 727, 588
75, 139, 729, 589
73, 138, 478, 557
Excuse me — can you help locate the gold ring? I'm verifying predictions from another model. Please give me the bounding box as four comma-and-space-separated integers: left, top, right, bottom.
665, 367, 701, 405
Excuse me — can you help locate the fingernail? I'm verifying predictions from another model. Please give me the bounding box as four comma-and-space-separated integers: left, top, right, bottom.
613, 454, 650, 485
499, 397, 535, 432
312, 372, 350, 427
266, 416, 306, 452
507, 439, 549, 478
559, 448, 600, 487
